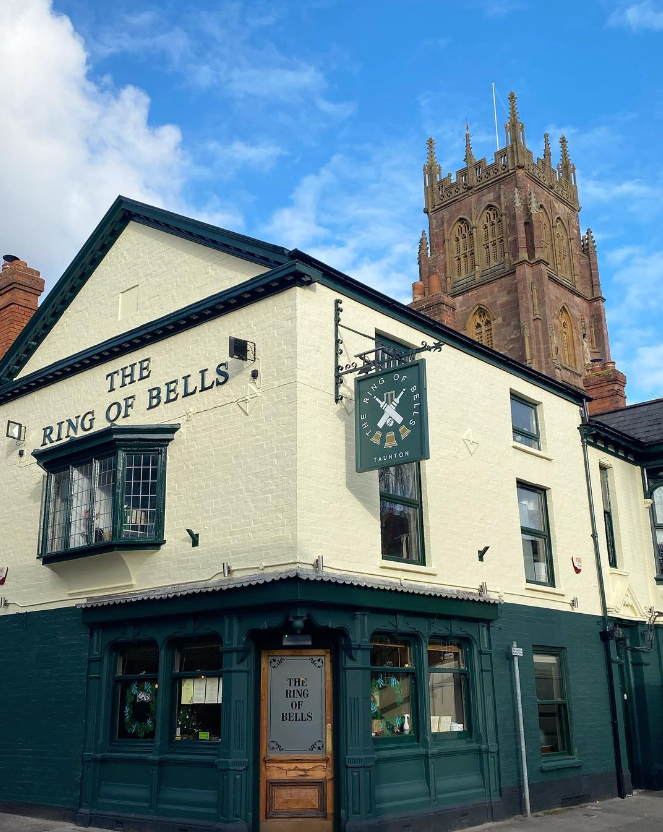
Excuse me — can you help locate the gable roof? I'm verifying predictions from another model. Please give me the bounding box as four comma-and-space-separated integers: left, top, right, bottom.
0, 196, 290, 383
0, 197, 588, 408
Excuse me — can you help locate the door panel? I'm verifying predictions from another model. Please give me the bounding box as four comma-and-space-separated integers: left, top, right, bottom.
260, 649, 333, 831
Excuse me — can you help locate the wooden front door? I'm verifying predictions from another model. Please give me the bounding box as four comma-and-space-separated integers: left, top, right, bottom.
260, 649, 333, 831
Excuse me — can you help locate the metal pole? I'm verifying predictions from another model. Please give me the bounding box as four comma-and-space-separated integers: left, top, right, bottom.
512, 642, 531, 817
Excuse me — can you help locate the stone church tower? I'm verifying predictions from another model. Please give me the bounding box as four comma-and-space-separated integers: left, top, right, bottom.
411, 91, 626, 415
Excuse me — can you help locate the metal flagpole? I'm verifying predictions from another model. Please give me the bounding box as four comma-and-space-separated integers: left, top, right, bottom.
512, 642, 531, 817
492, 81, 500, 150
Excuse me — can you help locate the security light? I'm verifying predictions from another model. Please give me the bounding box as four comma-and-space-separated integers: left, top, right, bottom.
229, 337, 256, 362
6, 420, 25, 441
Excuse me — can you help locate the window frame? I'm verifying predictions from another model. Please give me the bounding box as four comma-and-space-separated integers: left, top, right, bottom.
532, 648, 573, 759
600, 466, 618, 569
374, 336, 425, 566
650, 484, 663, 577
112, 640, 160, 745
427, 639, 471, 742
518, 482, 555, 587
171, 636, 224, 745
369, 634, 418, 744
511, 393, 541, 450
33, 424, 179, 562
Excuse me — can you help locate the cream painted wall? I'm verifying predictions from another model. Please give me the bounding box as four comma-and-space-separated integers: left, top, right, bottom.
18, 222, 266, 378
3, 236, 657, 622
588, 446, 663, 620
1, 289, 300, 610
295, 284, 604, 616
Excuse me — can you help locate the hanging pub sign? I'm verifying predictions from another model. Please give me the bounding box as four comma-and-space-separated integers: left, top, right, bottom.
355, 358, 430, 473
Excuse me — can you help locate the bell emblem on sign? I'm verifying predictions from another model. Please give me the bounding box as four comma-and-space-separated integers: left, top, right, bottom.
370, 431, 382, 445
384, 431, 398, 448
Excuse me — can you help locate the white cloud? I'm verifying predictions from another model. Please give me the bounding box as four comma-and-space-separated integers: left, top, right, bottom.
206, 140, 286, 178
265, 145, 422, 303
0, 0, 243, 291
609, 2, 663, 31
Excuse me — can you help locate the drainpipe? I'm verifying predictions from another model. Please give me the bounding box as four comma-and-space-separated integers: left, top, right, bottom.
579, 402, 628, 799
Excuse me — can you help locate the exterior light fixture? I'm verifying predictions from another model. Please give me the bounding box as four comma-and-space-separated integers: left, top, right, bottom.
229, 337, 256, 362
185, 529, 199, 548
6, 420, 25, 441
478, 545, 490, 562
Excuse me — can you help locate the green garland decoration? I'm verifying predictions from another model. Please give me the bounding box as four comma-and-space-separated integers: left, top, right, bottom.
371, 674, 406, 734
124, 680, 157, 738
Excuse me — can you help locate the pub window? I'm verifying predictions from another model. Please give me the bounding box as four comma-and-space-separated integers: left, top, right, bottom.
33, 424, 179, 560
379, 463, 424, 564
652, 486, 663, 575
370, 635, 416, 739
600, 466, 618, 569
173, 637, 223, 742
511, 394, 540, 450
114, 641, 160, 741
518, 483, 554, 586
428, 641, 469, 737
533, 650, 572, 756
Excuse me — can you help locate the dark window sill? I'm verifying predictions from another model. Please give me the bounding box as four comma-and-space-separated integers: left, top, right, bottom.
540, 756, 582, 771
40, 539, 165, 564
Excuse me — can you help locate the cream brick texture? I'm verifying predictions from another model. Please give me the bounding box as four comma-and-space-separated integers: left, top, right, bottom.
2, 230, 660, 622
18, 223, 265, 378
295, 284, 604, 616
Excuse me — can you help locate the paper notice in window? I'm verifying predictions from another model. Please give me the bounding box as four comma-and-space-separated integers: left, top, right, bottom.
217, 678, 223, 704
193, 677, 206, 704
181, 679, 194, 705
439, 716, 452, 732
430, 716, 441, 732
205, 677, 219, 704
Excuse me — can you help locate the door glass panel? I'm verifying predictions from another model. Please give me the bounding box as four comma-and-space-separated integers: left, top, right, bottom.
267, 655, 326, 754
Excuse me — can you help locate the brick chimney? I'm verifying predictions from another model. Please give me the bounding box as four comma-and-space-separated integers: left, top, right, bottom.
0, 255, 45, 362
583, 360, 627, 416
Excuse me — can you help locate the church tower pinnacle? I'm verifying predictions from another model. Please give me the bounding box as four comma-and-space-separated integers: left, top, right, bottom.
410, 92, 625, 414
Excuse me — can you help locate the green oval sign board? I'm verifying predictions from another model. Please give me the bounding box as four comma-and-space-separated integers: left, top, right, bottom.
355, 359, 430, 472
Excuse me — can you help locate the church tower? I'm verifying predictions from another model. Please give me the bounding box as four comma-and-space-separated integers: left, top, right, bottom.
411, 91, 626, 414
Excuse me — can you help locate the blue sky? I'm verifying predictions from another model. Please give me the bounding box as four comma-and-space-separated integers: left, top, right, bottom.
2, 0, 663, 402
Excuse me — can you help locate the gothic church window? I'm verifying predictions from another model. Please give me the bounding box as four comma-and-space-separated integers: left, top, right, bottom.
559, 307, 576, 369
554, 218, 572, 282
468, 306, 494, 349
480, 206, 504, 268
453, 219, 475, 279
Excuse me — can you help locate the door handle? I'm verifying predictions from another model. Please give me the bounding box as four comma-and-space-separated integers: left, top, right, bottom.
326, 722, 332, 752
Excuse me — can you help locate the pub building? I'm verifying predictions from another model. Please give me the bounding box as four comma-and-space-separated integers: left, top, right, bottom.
1, 196, 663, 832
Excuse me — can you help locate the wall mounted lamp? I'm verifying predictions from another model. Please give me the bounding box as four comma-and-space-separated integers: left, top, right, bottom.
478, 546, 490, 562
185, 528, 199, 548
229, 336, 256, 362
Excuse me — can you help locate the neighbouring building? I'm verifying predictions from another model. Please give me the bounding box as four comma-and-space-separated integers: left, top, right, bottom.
0, 121, 662, 832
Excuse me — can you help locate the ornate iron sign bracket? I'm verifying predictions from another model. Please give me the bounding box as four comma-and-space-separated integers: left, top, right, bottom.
334, 298, 444, 403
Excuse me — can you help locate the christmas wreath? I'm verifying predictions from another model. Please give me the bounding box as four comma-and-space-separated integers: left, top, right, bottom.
371, 674, 405, 734
123, 680, 157, 738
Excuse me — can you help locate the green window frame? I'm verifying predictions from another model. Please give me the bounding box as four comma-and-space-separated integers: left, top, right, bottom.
379, 463, 425, 564
113, 641, 160, 742
370, 635, 417, 742
511, 393, 541, 450
600, 466, 618, 569
652, 486, 663, 576
533, 649, 572, 758
518, 482, 555, 586
33, 424, 179, 561
172, 636, 223, 743
428, 640, 470, 740
374, 335, 425, 565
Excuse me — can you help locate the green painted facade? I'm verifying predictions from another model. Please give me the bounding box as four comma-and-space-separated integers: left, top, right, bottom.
3, 580, 662, 830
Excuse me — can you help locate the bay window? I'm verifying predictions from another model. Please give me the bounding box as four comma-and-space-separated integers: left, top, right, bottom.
33, 424, 179, 560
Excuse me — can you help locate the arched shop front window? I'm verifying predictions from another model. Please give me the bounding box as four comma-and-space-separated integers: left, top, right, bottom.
428, 641, 469, 737
173, 637, 223, 742
370, 636, 416, 739
114, 642, 159, 741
